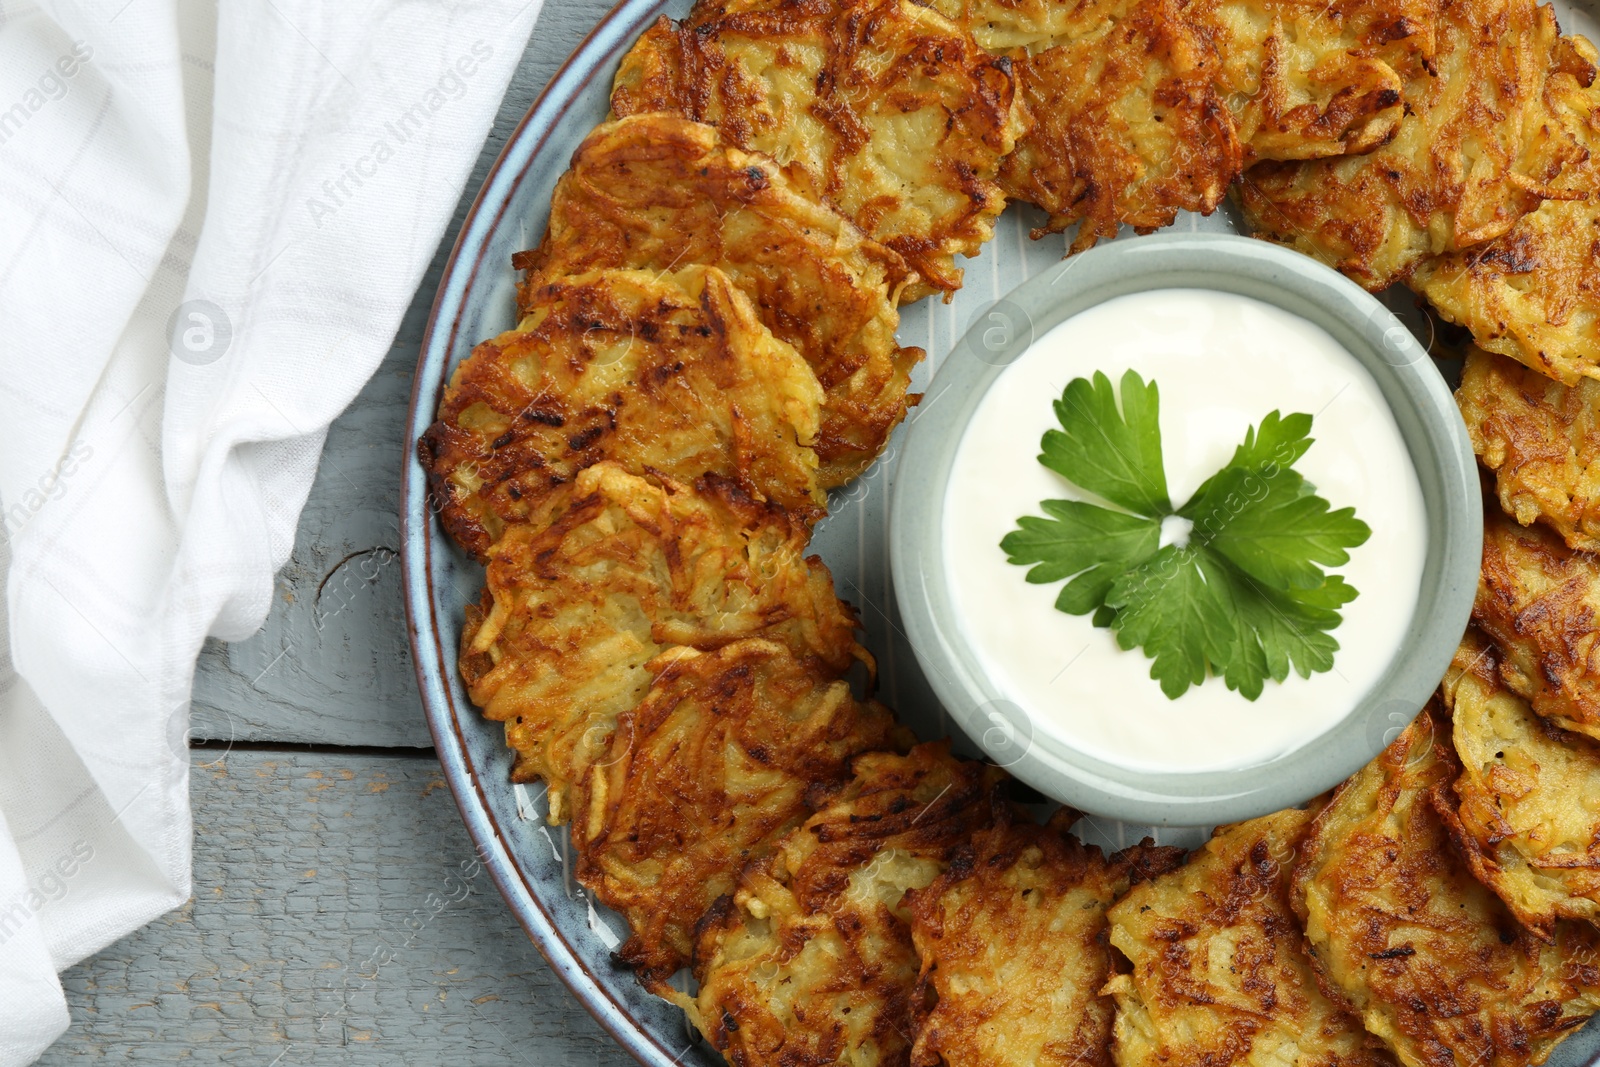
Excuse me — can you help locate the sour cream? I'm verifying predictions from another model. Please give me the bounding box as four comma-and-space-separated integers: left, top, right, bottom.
943, 289, 1427, 773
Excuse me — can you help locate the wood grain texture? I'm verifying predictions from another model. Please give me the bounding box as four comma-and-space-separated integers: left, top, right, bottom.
40, 749, 637, 1065
190, 0, 618, 749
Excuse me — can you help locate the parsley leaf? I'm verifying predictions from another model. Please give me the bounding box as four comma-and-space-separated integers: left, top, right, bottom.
1225, 409, 1315, 474
1001, 373, 1369, 701
1103, 546, 1233, 699
1000, 501, 1161, 614
1213, 573, 1358, 699
1039, 370, 1170, 516
1185, 410, 1313, 502
1182, 463, 1370, 591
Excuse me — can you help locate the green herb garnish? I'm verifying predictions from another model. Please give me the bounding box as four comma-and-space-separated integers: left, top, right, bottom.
1000, 370, 1371, 700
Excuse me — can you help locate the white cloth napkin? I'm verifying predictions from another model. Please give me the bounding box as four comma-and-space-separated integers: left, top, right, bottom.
0, 0, 540, 1059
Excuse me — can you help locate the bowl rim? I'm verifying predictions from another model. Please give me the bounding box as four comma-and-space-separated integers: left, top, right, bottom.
889, 231, 1481, 826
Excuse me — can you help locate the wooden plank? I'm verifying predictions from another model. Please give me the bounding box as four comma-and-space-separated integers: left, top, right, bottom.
189, 0, 617, 749
40, 748, 637, 1064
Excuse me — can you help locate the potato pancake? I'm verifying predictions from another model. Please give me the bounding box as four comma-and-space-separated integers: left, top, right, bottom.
419, 266, 823, 559
1457, 347, 1600, 552
1106, 807, 1393, 1067
682, 743, 1008, 1067
932, 0, 1239, 249
1477, 503, 1600, 742
1413, 71, 1600, 388
1442, 632, 1600, 937
934, 0, 1434, 249
1238, 0, 1590, 290
457, 463, 863, 820
609, 0, 1024, 300
996, 0, 1241, 251
514, 115, 923, 485
907, 811, 1184, 1067
1293, 709, 1600, 1067
572, 639, 906, 988
1196, 0, 1430, 162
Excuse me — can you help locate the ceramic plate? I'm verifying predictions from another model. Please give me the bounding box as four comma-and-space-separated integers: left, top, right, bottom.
400, 2, 1600, 1063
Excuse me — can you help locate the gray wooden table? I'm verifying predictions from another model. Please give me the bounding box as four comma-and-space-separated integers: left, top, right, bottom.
39, 1, 635, 1060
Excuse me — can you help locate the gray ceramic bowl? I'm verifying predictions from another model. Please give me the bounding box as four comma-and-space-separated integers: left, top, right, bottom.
890, 232, 1481, 826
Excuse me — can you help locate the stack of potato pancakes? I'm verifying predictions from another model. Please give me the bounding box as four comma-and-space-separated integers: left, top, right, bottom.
418, 0, 1600, 1061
